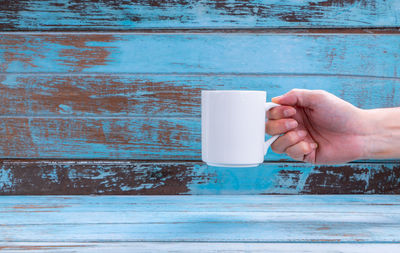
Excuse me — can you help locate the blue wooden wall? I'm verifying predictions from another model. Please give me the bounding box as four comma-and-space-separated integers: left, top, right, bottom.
0, 0, 399, 194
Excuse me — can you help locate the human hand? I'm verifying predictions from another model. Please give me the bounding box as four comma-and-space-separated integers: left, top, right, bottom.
266, 89, 369, 164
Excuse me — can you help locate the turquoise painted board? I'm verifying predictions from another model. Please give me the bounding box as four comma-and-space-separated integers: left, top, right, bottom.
1, 242, 400, 253
0, 75, 399, 117
0, 0, 399, 30
1, 195, 400, 204
1, 34, 399, 77
1, 75, 399, 160
0, 195, 400, 242
4, 116, 400, 161
0, 117, 200, 159
1, 160, 399, 194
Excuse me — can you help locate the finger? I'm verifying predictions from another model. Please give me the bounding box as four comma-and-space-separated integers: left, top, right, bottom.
271, 130, 307, 154
266, 106, 296, 120
285, 141, 318, 161
266, 119, 298, 135
272, 89, 326, 108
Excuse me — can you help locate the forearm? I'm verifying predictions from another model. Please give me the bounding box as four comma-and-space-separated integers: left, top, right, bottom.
361, 107, 400, 159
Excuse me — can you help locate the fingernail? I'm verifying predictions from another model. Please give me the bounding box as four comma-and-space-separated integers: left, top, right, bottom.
297, 130, 307, 137
284, 108, 296, 117
286, 120, 298, 129
310, 143, 318, 149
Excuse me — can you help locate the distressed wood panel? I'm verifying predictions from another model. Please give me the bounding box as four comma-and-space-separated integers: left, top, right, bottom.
1, 0, 400, 31
0, 195, 400, 242
1, 243, 400, 253
1, 34, 399, 77
1, 160, 399, 194
1, 211, 400, 241
2, 195, 400, 204
0, 118, 199, 159
1, 74, 400, 117
4, 204, 400, 222
1, 75, 398, 160
3, 116, 400, 161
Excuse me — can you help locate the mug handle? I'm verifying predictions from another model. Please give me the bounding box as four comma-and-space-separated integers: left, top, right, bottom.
264, 102, 281, 155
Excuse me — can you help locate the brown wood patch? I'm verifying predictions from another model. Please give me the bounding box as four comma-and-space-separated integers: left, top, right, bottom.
0, 160, 399, 195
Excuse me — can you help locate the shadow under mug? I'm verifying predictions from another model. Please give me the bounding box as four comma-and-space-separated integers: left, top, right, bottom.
202, 90, 279, 167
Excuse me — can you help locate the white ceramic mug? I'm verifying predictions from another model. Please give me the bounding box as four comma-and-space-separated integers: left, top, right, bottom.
202, 90, 279, 167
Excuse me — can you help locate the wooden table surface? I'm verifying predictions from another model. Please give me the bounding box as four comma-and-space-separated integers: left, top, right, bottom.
0, 195, 400, 252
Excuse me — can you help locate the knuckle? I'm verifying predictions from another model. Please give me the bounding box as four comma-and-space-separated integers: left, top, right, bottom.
301, 142, 311, 153
287, 131, 298, 143
315, 89, 327, 97
286, 89, 297, 97
308, 91, 324, 103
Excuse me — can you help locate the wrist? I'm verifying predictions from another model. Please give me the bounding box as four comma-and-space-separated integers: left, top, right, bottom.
360, 108, 400, 160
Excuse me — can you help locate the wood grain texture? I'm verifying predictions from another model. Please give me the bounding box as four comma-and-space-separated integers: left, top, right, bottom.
1, 75, 399, 160
1, 160, 399, 194
1, 243, 400, 253
0, 0, 399, 31
1, 34, 399, 77
0, 195, 400, 243
4, 115, 400, 161
1, 74, 400, 117
0, 118, 199, 159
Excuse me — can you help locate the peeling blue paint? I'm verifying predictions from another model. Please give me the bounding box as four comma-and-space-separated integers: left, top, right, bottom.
1, 34, 400, 78
1, 0, 399, 30
58, 104, 72, 114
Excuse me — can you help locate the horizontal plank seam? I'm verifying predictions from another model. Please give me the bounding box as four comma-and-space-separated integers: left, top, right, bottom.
1, 73, 400, 80
1, 28, 400, 34
2, 242, 399, 244
2, 240, 400, 243
0, 159, 398, 164
2, 211, 399, 214
3, 220, 399, 226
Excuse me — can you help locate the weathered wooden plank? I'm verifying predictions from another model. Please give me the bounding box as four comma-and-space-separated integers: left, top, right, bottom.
4, 115, 400, 161
1, 34, 399, 77
1, 75, 398, 160
1, 160, 399, 194
1, 74, 400, 117
2, 203, 400, 215
1, 242, 400, 253
1, 215, 400, 242
2, 195, 400, 205
0, 0, 399, 30
0, 118, 200, 159
0, 195, 399, 242
3, 208, 400, 223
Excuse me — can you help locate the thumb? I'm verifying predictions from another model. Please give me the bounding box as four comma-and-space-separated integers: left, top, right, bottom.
272, 89, 319, 108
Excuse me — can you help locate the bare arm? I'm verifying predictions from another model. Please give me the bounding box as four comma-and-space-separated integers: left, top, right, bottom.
362, 108, 400, 160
